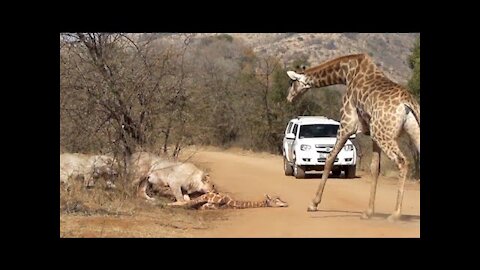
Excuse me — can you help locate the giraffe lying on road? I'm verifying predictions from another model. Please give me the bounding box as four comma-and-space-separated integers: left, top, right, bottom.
168, 192, 288, 210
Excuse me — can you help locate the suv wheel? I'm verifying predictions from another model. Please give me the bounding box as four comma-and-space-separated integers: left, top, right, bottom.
332, 168, 342, 178
284, 156, 293, 176
293, 159, 306, 179
345, 165, 356, 179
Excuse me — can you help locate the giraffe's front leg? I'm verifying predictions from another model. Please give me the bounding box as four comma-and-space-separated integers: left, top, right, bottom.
308, 129, 356, 212
309, 105, 359, 212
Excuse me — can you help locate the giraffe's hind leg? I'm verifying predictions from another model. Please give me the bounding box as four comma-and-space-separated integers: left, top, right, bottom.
361, 141, 381, 219
375, 138, 409, 222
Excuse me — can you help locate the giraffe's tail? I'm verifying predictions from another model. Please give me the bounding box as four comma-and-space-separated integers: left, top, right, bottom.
404, 100, 420, 127
403, 101, 420, 154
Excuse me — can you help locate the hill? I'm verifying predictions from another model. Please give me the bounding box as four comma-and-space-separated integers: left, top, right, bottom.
149, 33, 419, 85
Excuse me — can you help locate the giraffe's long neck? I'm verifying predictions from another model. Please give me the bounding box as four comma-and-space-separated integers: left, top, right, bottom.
210, 193, 269, 208
184, 192, 223, 208
303, 54, 380, 89
185, 192, 268, 209
225, 199, 268, 209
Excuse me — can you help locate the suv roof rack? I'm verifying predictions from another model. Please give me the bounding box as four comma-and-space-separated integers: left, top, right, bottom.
296, 116, 328, 119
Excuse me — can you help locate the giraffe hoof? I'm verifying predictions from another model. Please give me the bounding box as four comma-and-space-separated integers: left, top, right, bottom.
307, 205, 318, 212
387, 214, 401, 223
361, 210, 374, 219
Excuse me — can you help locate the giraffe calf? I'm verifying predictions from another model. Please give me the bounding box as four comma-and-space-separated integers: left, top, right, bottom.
168, 192, 288, 210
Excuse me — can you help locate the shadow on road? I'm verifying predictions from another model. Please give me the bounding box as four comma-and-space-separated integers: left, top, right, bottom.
301, 173, 361, 180
310, 209, 420, 222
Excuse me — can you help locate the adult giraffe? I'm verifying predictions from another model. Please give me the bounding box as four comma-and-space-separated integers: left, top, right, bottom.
286, 53, 420, 222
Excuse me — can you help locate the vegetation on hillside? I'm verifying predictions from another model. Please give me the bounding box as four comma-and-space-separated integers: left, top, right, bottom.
408, 37, 420, 100
60, 33, 420, 179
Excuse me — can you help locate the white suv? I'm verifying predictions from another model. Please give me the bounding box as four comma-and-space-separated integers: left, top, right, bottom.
282, 116, 357, 179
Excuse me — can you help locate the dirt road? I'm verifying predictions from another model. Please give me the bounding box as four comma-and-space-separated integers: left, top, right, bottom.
60, 148, 420, 238
187, 149, 420, 238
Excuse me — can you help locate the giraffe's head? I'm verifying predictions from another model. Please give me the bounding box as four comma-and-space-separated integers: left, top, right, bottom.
265, 194, 288, 207
286, 70, 312, 102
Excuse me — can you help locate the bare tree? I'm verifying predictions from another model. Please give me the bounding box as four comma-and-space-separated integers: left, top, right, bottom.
60, 33, 194, 174
254, 56, 283, 153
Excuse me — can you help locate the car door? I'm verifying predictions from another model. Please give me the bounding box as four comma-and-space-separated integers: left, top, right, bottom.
283, 121, 293, 157
286, 123, 298, 162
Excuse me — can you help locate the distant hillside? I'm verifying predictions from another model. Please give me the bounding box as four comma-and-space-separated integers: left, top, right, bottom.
149, 33, 419, 85
229, 33, 419, 85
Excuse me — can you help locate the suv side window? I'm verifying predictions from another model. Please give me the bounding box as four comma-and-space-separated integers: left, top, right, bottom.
286, 122, 293, 134
292, 124, 298, 136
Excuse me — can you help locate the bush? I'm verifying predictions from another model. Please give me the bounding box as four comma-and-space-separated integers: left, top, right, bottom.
408, 37, 420, 99
216, 34, 233, 42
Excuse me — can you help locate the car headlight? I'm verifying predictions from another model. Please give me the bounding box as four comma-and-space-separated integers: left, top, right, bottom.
344, 144, 354, 151
300, 144, 311, 151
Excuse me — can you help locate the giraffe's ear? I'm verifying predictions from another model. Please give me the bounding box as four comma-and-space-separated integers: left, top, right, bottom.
265, 194, 271, 200
287, 71, 307, 83
287, 70, 300, 80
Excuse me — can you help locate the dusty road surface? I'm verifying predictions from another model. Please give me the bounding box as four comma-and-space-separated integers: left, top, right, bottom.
60, 148, 420, 238
186, 148, 420, 238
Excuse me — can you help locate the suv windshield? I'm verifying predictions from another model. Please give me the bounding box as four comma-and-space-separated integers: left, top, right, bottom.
298, 124, 339, 138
